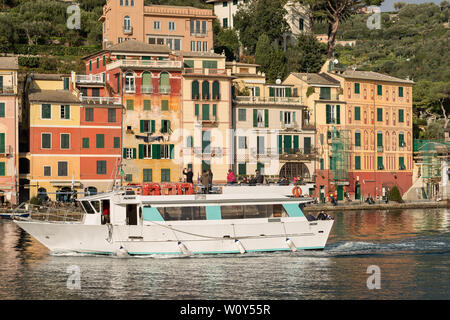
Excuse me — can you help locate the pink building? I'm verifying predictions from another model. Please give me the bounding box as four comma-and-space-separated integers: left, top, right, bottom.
0, 57, 19, 205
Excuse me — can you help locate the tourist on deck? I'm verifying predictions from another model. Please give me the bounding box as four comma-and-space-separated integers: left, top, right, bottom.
227, 169, 236, 185
278, 176, 289, 185
208, 169, 213, 190
200, 170, 211, 194
183, 167, 194, 184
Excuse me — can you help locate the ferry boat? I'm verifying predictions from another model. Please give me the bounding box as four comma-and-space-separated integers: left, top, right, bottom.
13, 184, 333, 256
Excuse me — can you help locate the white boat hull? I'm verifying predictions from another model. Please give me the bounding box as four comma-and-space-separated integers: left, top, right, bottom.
14, 218, 333, 255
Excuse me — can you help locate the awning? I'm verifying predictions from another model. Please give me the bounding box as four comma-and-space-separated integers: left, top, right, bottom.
50, 181, 83, 188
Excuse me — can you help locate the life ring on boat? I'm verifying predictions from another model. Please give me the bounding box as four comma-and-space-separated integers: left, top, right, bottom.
161, 183, 178, 195
142, 183, 161, 196
292, 186, 302, 198
177, 183, 194, 195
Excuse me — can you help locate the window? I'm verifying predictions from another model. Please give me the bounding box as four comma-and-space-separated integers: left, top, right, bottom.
212, 81, 220, 99
186, 136, 193, 148
223, 18, 228, 28
223, 1, 228, 7
190, 41, 195, 51
197, 41, 202, 52
326, 105, 340, 124
355, 156, 361, 170
354, 106, 361, 120
399, 109, 404, 123
257, 136, 265, 154
143, 169, 152, 182
64, 77, 70, 90
108, 108, 116, 122
124, 148, 135, 159
58, 161, 68, 176
253, 109, 268, 128
114, 137, 120, 149
399, 133, 405, 147
124, 16, 131, 31
161, 120, 170, 133
320, 158, 324, 170
0, 103, 4, 118
125, 73, 135, 93
161, 100, 169, 111
85, 108, 93, 121
202, 81, 210, 100
154, 21, 161, 30
377, 132, 383, 148
125, 174, 133, 182
377, 156, 384, 170
377, 84, 382, 95
96, 57, 99, 69
161, 169, 170, 182
192, 80, 199, 99
238, 109, 246, 121
43, 166, 51, 177
41, 133, 51, 149
399, 86, 404, 97
159, 72, 170, 93
144, 100, 151, 110
97, 160, 107, 175
174, 39, 181, 50
238, 136, 247, 149
355, 131, 361, 147
377, 108, 383, 121
299, 18, 304, 31
169, 22, 175, 31
140, 120, 155, 133
320, 87, 331, 100
0, 162, 4, 176
82, 138, 89, 149
41, 104, 51, 119
203, 41, 208, 52
354, 83, 360, 94
238, 163, 246, 175
399, 157, 405, 170
96, 134, 104, 148
60, 134, 70, 149
126, 99, 134, 110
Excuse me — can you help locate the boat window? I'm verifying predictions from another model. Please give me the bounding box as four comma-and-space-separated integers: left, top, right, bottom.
81, 200, 95, 214
157, 206, 206, 221
90, 201, 100, 213
221, 205, 244, 219
221, 204, 288, 219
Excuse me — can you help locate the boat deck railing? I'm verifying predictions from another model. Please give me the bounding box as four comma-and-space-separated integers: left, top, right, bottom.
12, 202, 84, 223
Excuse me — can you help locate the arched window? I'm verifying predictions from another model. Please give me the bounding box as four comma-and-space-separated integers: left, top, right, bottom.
124, 16, 131, 31
192, 80, 199, 99
142, 72, 152, 93
125, 72, 135, 93
159, 72, 170, 94
212, 81, 220, 100
202, 81, 210, 100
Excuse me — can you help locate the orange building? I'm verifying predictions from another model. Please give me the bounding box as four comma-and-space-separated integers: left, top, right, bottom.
99, 0, 215, 52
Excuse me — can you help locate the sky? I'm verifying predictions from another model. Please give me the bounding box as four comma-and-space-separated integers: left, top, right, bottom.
380, 0, 444, 11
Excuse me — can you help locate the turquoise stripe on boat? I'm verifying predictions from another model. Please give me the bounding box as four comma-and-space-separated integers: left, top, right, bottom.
282, 203, 305, 218
206, 206, 222, 220
127, 247, 324, 255
142, 207, 164, 222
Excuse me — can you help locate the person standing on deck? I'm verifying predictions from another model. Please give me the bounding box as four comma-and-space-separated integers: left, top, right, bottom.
183, 168, 194, 184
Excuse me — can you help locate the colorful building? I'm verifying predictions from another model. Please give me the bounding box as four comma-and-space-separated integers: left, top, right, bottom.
181, 51, 233, 183
326, 64, 415, 200
0, 57, 19, 205
100, 0, 215, 52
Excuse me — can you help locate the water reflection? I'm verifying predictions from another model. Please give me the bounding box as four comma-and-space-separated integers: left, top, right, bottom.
0, 208, 449, 300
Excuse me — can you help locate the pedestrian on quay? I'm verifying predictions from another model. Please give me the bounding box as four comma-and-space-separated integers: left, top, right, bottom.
227, 169, 236, 185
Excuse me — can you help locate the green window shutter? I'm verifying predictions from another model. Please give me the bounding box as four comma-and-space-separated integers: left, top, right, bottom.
326, 105, 331, 124
355, 132, 361, 147
132, 148, 137, 159
377, 133, 383, 147
202, 104, 209, 120
192, 81, 199, 99
89, 60, 92, 71
114, 137, 120, 148
64, 105, 70, 119
269, 87, 274, 97
355, 156, 361, 170
285, 87, 291, 97
264, 109, 269, 127
96, 57, 99, 69
195, 104, 199, 116
293, 135, 299, 150
399, 109, 404, 123
238, 163, 246, 175
354, 83, 360, 94
138, 144, 144, 159
151, 120, 155, 133
170, 144, 175, 159
82, 138, 89, 149
144, 100, 151, 110
284, 135, 292, 151
64, 77, 69, 90
355, 106, 360, 120
61, 134, 70, 149
143, 169, 152, 182
123, 148, 127, 159
377, 156, 383, 169
377, 108, 383, 121
184, 60, 194, 68
280, 111, 283, 122
187, 136, 193, 148
140, 120, 144, 133
0, 162, 4, 176
278, 135, 282, 154
161, 100, 169, 111
255, 87, 260, 96
0, 133, 4, 153
212, 81, 220, 99
42, 104, 51, 119
336, 105, 340, 124
96, 134, 104, 148
399, 157, 405, 169
152, 144, 161, 159
103, 55, 106, 66
377, 85, 382, 95
320, 159, 324, 170
126, 100, 134, 110
212, 104, 217, 117
399, 133, 404, 147
399, 87, 403, 97
0, 103, 4, 117
293, 112, 296, 123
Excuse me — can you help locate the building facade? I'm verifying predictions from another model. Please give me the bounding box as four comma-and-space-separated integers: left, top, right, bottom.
100, 0, 215, 52
0, 57, 19, 205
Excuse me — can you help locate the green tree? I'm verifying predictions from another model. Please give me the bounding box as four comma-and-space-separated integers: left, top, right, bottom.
286, 34, 327, 73
214, 21, 240, 61
414, 80, 450, 127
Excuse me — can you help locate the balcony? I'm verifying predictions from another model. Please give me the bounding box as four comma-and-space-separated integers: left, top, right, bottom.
0, 145, 13, 157
302, 122, 315, 130
281, 122, 298, 131
280, 148, 316, 161
80, 96, 122, 105
106, 59, 182, 71
234, 96, 303, 105
190, 31, 208, 38
184, 68, 229, 76
141, 85, 154, 94
123, 26, 133, 35
0, 86, 15, 95
76, 75, 104, 85
193, 147, 223, 158
377, 146, 384, 152
124, 85, 136, 94
159, 85, 171, 94
195, 113, 218, 126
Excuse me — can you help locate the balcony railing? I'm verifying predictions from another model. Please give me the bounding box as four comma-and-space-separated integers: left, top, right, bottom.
184, 68, 229, 76
377, 146, 384, 152
124, 85, 136, 93
193, 147, 223, 158
76, 75, 104, 84
123, 26, 133, 34
106, 59, 182, 71
159, 85, 171, 94
141, 85, 154, 94
234, 96, 303, 105
0, 86, 15, 95
0, 145, 13, 156
280, 148, 316, 160
80, 96, 122, 105
281, 122, 298, 130
190, 31, 208, 37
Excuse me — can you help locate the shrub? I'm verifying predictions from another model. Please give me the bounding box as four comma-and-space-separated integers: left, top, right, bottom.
389, 185, 404, 203
29, 196, 42, 206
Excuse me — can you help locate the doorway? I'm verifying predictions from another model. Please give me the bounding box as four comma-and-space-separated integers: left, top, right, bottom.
126, 204, 138, 225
